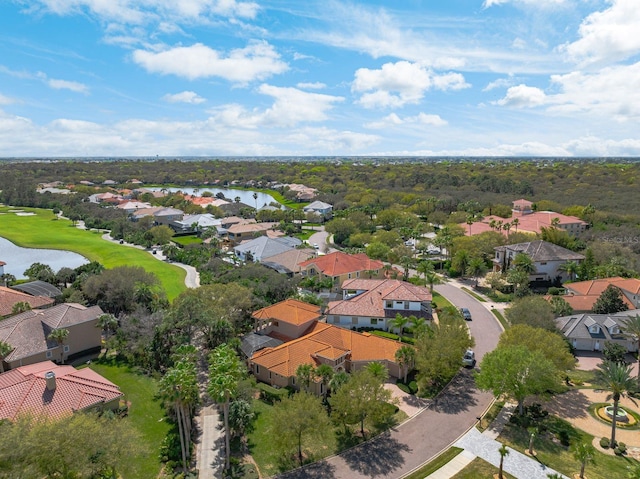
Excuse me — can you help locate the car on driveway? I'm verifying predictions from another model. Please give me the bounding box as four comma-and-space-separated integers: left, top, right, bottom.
462, 349, 476, 368
460, 307, 472, 320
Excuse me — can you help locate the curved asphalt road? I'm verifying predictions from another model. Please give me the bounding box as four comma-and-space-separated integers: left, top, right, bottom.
275, 282, 503, 479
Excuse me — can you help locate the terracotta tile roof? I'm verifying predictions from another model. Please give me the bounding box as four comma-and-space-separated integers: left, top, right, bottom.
463, 210, 587, 236
327, 279, 431, 318
298, 252, 384, 277
0, 361, 122, 420
0, 303, 103, 363
565, 277, 640, 296
0, 287, 54, 317
252, 299, 322, 326
251, 322, 404, 377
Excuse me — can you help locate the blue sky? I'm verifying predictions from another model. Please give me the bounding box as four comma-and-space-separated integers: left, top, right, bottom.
1, 0, 639, 157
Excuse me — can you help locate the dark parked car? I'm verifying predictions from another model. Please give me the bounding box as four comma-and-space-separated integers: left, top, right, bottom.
460, 307, 472, 320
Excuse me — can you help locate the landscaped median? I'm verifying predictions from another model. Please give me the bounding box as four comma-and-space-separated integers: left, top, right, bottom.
0, 206, 187, 300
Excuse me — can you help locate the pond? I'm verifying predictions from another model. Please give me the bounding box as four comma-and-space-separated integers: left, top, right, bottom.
147, 187, 283, 209
0, 236, 89, 279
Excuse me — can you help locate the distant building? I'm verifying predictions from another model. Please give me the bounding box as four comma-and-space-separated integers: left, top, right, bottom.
302, 201, 333, 220
234, 236, 301, 262
298, 252, 385, 289
463, 198, 588, 236
553, 277, 640, 312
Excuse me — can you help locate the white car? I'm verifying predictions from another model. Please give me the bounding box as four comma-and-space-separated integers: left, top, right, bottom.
313, 243, 319, 249
462, 349, 476, 368
427, 247, 440, 255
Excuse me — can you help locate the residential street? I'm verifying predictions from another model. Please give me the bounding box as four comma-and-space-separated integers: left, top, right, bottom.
276, 280, 503, 479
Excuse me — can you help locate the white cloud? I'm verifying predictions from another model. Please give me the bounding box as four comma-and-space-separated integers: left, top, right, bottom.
132, 42, 288, 82
496, 84, 546, 107
296, 82, 326, 90
483, 0, 567, 8
27, 0, 259, 24
483, 76, 517, 91
546, 62, 640, 120
365, 112, 447, 129
163, 91, 206, 104
208, 84, 343, 128
46, 78, 90, 94
561, 0, 640, 66
352, 61, 469, 109
0, 94, 15, 105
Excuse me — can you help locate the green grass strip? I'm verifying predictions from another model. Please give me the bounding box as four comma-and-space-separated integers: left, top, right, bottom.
403, 446, 464, 479
491, 308, 509, 330
460, 287, 487, 302
0, 206, 186, 300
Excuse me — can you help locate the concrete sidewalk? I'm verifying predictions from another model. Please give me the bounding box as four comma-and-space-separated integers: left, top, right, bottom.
427, 403, 569, 479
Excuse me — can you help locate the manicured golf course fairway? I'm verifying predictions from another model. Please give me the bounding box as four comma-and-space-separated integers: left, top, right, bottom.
0, 206, 187, 300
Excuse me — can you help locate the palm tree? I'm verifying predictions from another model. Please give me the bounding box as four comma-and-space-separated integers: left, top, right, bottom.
253, 191, 258, 210
573, 442, 596, 479
466, 214, 474, 235
208, 344, 245, 471
391, 314, 409, 340
498, 444, 509, 479
527, 426, 537, 456
365, 361, 389, 382
503, 221, 512, 238
559, 260, 579, 281
594, 360, 637, 447
489, 219, 497, 231
416, 260, 434, 285
96, 313, 118, 358
512, 252, 535, 274
329, 371, 349, 392
511, 217, 519, 233
411, 317, 429, 338
466, 257, 488, 287
0, 340, 13, 373
395, 346, 416, 383
621, 314, 640, 387
315, 364, 334, 397
295, 363, 315, 392
48, 328, 69, 364
159, 350, 199, 471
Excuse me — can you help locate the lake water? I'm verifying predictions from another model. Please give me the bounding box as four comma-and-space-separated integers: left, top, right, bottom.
0, 236, 89, 279
148, 187, 282, 209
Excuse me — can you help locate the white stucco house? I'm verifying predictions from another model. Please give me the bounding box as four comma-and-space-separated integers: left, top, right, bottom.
493, 240, 585, 283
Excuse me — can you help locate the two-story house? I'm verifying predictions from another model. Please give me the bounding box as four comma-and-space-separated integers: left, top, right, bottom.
326, 279, 432, 331
556, 309, 640, 352
302, 201, 333, 221
298, 252, 384, 290
493, 240, 585, 283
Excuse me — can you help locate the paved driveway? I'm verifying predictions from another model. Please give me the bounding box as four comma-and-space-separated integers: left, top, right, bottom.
275, 282, 502, 479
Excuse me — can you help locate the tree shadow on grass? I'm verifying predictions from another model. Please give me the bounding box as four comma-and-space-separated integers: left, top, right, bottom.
276, 460, 337, 479
543, 389, 591, 420
430, 369, 478, 415
341, 431, 411, 477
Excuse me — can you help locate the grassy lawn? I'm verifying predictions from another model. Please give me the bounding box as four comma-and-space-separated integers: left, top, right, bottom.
432, 291, 454, 310
491, 308, 509, 330
403, 446, 463, 479
83, 358, 170, 479
461, 287, 486, 302
0, 206, 186, 300
499, 415, 639, 479
567, 369, 598, 388
172, 235, 203, 246
247, 398, 405, 477
451, 457, 516, 479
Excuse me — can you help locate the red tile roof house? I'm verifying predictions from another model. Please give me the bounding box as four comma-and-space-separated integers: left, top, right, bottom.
462, 198, 588, 236
0, 286, 55, 317
0, 361, 123, 420
556, 277, 640, 312
246, 300, 406, 395
326, 279, 432, 332
0, 303, 104, 371
298, 252, 385, 292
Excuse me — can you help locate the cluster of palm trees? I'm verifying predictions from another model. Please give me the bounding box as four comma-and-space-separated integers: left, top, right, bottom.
487, 217, 521, 237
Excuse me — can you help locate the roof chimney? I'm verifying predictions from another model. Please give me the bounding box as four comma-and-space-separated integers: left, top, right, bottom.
45, 371, 56, 391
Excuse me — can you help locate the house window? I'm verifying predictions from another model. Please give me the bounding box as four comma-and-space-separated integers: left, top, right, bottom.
348, 273, 352, 279
46, 351, 53, 359
351, 317, 358, 325
269, 371, 272, 379
610, 326, 620, 335
63, 345, 70, 353
292, 377, 296, 385
371, 318, 378, 325
273, 321, 279, 327
386, 301, 393, 308
404, 301, 410, 310
356, 271, 360, 278
540, 262, 547, 265
255, 364, 260, 374
589, 325, 600, 334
